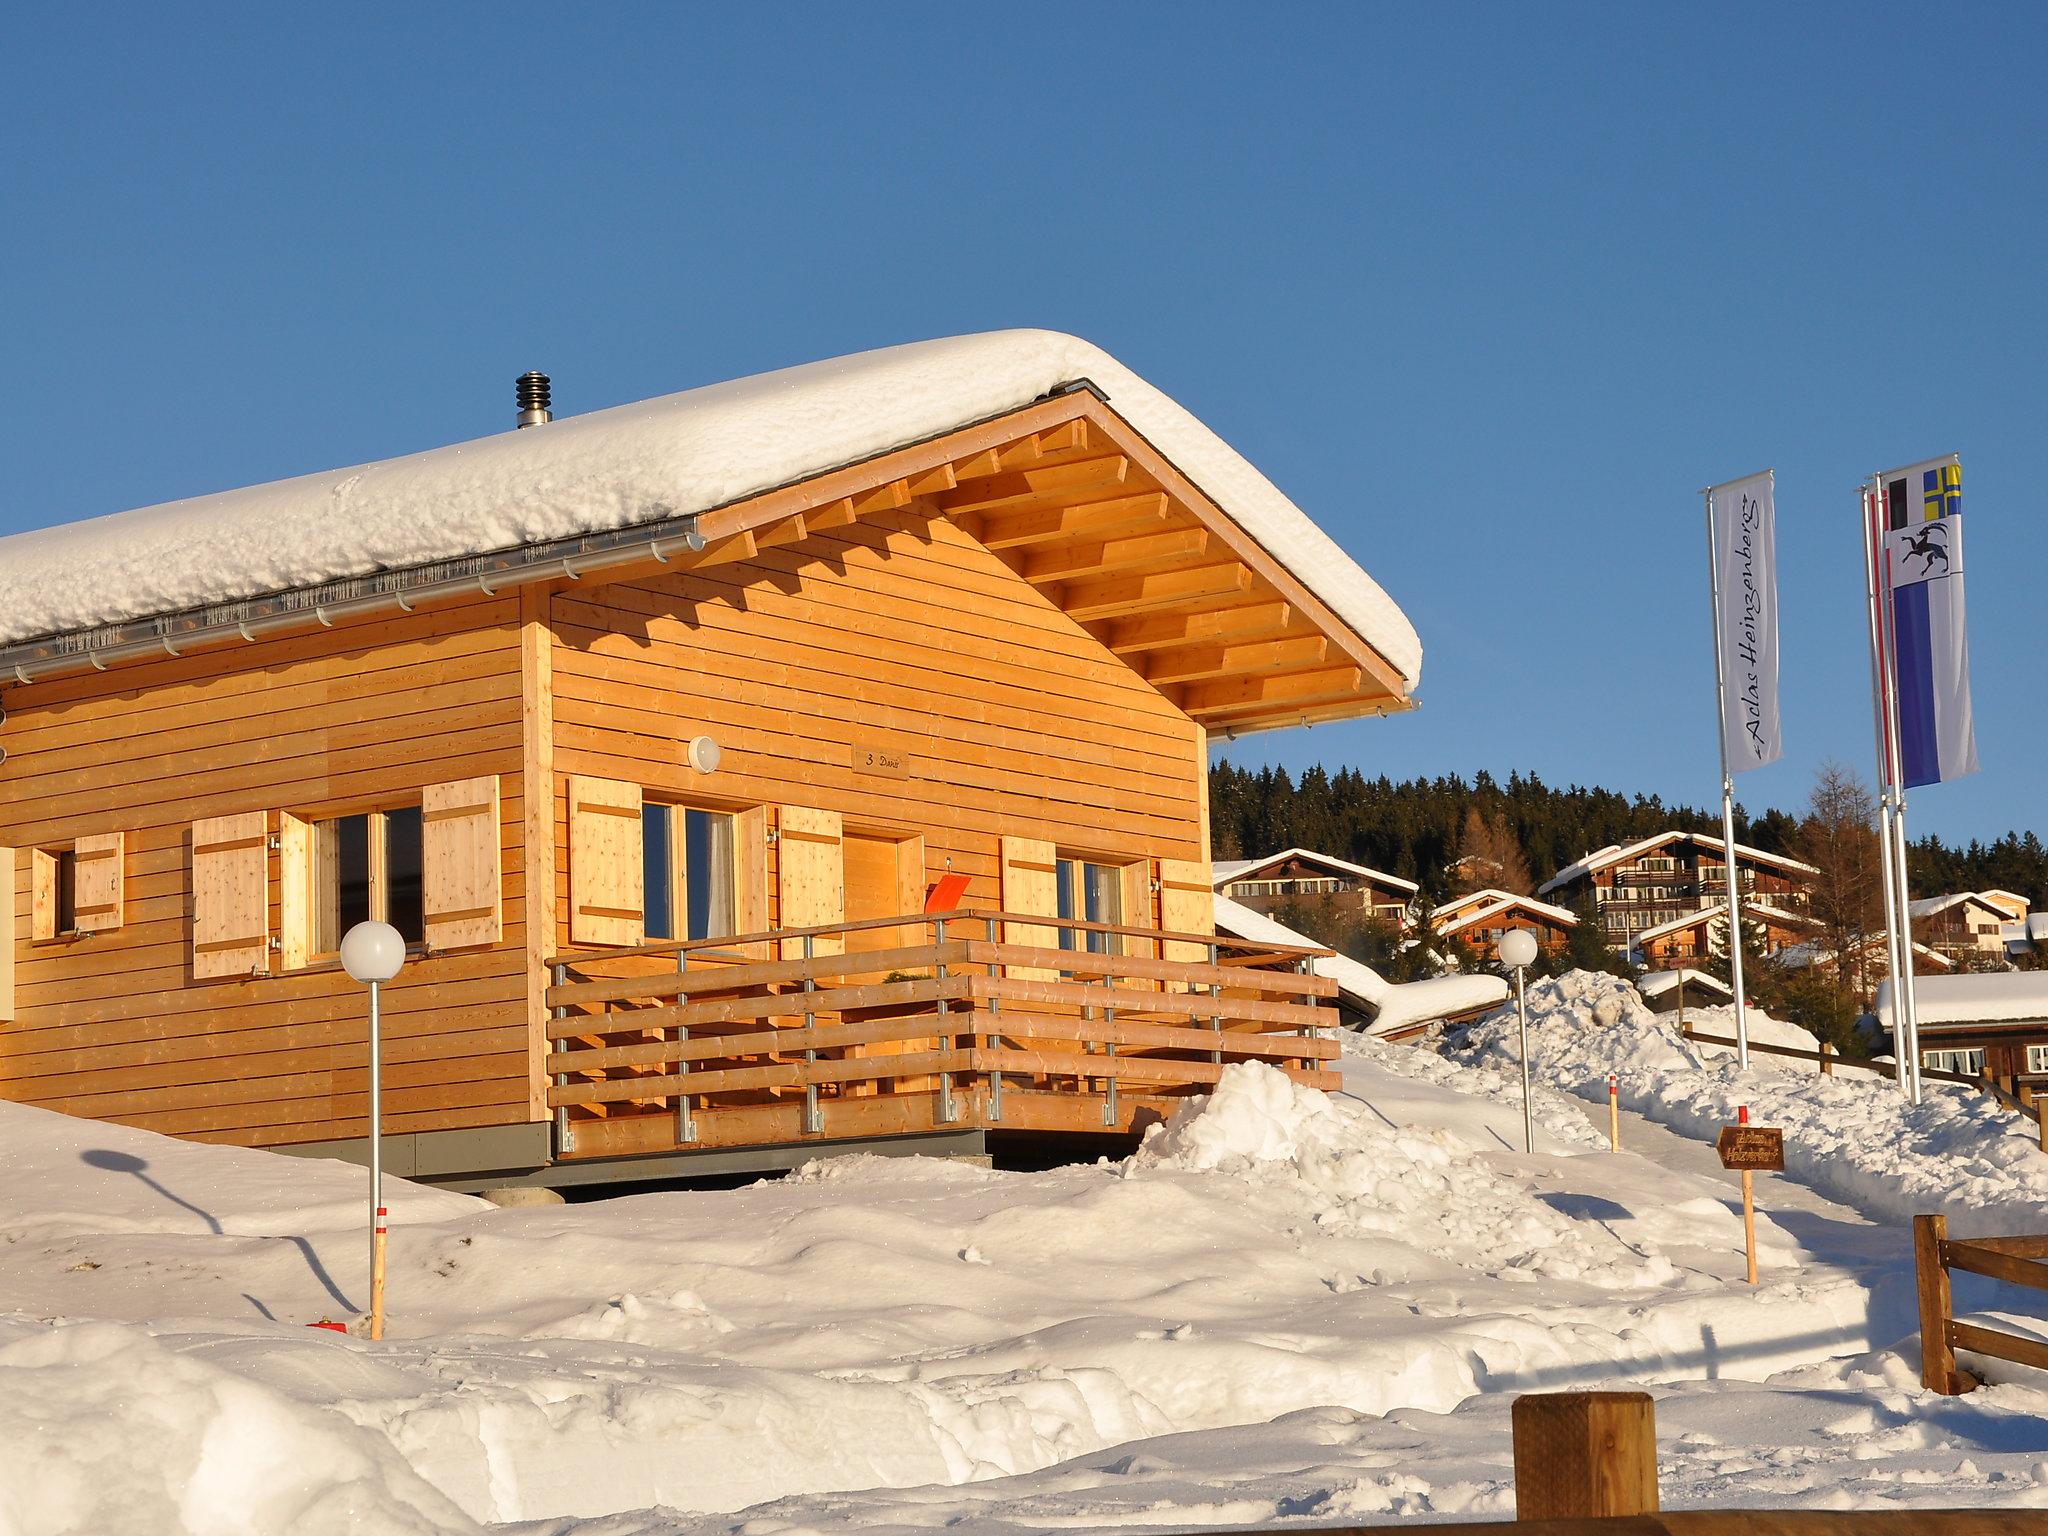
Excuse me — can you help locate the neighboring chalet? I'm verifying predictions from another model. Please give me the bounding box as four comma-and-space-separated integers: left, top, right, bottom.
1538, 832, 1818, 959
1213, 896, 1505, 1039
1874, 974, 2048, 1085
0, 332, 1421, 1190
1910, 892, 2022, 964
1432, 888, 1576, 956
1637, 968, 1733, 1015
1210, 848, 1417, 929
1627, 898, 1819, 970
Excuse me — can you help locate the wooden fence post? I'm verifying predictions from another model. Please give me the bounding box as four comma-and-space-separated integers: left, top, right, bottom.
1510, 1390, 1658, 1520
1819, 1040, 1832, 1077
1914, 1213, 1976, 1395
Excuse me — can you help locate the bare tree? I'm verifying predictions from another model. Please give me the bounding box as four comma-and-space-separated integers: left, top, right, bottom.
1452, 807, 1533, 895
1792, 760, 1883, 1002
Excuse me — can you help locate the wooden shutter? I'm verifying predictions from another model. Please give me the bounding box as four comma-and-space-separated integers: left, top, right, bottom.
192, 812, 270, 980
733, 806, 770, 958
1159, 858, 1215, 965
568, 776, 643, 947
778, 805, 844, 958
30, 850, 58, 942
424, 775, 503, 951
1000, 836, 1060, 980
0, 847, 14, 1021
278, 814, 314, 971
1119, 858, 1157, 974
72, 832, 125, 933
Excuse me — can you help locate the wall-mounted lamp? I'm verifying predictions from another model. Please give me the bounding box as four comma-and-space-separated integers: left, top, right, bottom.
686, 735, 721, 773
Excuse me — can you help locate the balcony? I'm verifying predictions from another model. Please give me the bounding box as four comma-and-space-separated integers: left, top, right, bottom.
544, 910, 1339, 1162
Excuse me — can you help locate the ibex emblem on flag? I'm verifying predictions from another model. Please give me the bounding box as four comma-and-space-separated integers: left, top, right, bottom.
1901, 522, 1951, 577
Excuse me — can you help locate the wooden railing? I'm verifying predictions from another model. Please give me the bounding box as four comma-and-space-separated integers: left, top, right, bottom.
1914, 1214, 2048, 1395
542, 910, 1338, 1161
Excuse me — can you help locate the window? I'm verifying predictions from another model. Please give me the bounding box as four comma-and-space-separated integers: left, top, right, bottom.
1922, 1047, 1984, 1077
2027, 1044, 2048, 1075
1055, 855, 1123, 954
312, 807, 424, 952
643, 804, 737, 942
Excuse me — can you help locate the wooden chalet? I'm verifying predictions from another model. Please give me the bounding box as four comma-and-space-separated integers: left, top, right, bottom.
1628, 899, 1816, 971
0, 332, 1420, 1189
1210, 848, 1417, 929
1432, 888, 1576, 956
1909, 892, 2017, 964
1538, 832, 1818, 957
1874, 974, 2048, 1086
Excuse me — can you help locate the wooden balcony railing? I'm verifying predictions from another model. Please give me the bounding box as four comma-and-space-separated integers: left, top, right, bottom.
542, 910, 1339, 1161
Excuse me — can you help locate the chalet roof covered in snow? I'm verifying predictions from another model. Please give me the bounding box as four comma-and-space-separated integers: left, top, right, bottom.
0, 331, 1422, 699
1636, 968, 1733, 1002
1875, 972, 2048, 1027
1212, 896, 1505, 1035
1433, 889, 1577, 934
1538, 830, 1820, 897
1908, 892, 2009, 921
1209, 848, 1419, 895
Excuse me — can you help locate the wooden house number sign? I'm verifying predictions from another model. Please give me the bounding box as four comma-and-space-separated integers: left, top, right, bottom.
1715, 1125, 1785, 1171
853, 741, 910, 779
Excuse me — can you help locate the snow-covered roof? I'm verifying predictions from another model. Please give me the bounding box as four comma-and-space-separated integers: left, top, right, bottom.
1212, 896, 1505, 1035
1537, 831, 1819, 896
1909, 892, 2007, 920
1875, 973, 2048, 1028
1636, 968, 1733, 1001
0, 331, 1422, 686
1978, 889, 2031, 914
1432, 889, 1577, 935
1210, 848, 1418, 895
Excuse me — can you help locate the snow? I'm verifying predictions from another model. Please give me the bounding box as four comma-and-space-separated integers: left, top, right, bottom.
1454, 970, 2048, 1232
1212, 895, 1507, 1032
7, 973, 2048, 1530
1638, 968, 1733, 1003
1432, 889, 1578, 932
0, 331, 1422, 685
1876, 972, 2048, 1027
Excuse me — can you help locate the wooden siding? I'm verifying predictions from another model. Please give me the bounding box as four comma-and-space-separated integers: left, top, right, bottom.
547, 506, 1209, 952
0, 595, 533, 1147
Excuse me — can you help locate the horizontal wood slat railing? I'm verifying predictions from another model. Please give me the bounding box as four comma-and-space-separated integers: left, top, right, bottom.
542, 909, 1338, 1159
1914, 1213, 2048, 1394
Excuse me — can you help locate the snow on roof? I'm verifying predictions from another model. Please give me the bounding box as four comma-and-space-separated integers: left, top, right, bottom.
0, 331, 1422, 684
1432, 889, 1577, 935
1909, 892, 2006, 920
1978, 889, 2031, 912
1874, 972, 2048, 1028
1637, 968, 1733, 1000
1212, 895, 1505, 1034
1210, 847, 1418, 894
1628, 899, 1817, 948
1537, 830, 1819, 896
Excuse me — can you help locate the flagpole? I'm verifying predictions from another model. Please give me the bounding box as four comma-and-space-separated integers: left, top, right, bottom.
1703, 485, 1752, 1070
1861, 485, 1910, 1093
1871, 482, 1925, 1104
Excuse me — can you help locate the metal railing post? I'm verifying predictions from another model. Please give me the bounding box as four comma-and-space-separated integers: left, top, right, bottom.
550, 962, 573, 1156
802, 933, 821, 1135
1102, 973, 1118, 1127
1206, 940, 1223, 1065
675, 946, 697, 1144
984, 915, 1003, 1123
935, 916, 956, 1123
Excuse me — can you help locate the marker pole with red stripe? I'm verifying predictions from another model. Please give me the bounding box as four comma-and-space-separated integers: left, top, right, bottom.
1607, 1073, 1620, 1153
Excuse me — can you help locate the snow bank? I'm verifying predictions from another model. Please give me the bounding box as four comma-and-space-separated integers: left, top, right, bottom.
0, 332, 1421, 684
0, 1097, 484, 1241
1453, 972, 2048, 1233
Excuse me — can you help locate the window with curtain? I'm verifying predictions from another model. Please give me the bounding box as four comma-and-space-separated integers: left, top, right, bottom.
312, 805, 424, 952
1055, 854, 1124, 954
644, 803, 738, 942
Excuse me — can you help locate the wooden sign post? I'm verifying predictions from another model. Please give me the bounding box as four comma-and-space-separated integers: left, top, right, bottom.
1715, 1105, 1784, 1285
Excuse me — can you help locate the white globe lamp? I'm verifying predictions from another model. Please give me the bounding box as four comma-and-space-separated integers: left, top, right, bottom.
1496, 928, 1539, 1154
340, 919, 405, 1340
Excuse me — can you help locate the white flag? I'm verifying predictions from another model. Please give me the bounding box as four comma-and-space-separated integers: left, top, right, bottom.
1710, 471, 1781, 771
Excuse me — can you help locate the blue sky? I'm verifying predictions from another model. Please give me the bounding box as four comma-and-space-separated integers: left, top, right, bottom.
4, 5, 2042, 843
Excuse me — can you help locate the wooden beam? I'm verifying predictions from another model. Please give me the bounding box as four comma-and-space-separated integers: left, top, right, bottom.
977, 493, 1173, 551
1181, 665, 1365, 717
690, 529, 759, 569
752, 513, 808, 550
905, 463, 957, 497
1144, 633, 1329, 686
806, 499, 858, 532
1057, 562, 1254, 622
934, 456, 1130, 517
1102, 600, 1295, 655
1022, 527, 1210, 584
849, 479, 913, 516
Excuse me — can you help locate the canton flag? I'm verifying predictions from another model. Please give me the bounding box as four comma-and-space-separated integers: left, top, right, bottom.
1882, 462, 1978, 787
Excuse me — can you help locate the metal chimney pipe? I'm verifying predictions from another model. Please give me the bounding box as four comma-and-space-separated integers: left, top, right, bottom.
516, 372, 552, 429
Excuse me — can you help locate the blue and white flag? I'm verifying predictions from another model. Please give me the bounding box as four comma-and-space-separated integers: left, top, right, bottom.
1882, 458, 1978, 787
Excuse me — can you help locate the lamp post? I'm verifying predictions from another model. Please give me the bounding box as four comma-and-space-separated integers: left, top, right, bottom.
1497, 928, 1539, 1154
340, 920, 406, 1340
